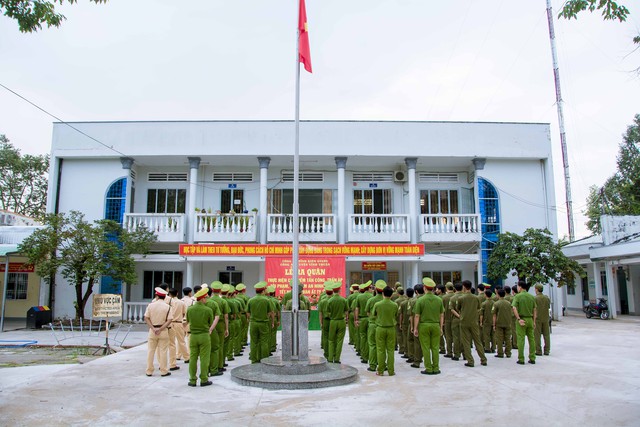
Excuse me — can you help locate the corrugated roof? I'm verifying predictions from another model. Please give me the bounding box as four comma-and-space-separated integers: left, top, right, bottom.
0, 244, 20, 257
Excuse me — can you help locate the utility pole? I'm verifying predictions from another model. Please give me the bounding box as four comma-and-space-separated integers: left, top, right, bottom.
546, 0, 575, 242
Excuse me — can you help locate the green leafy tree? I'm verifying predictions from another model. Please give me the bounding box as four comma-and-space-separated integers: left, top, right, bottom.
559, 1, 639, 46
0, 135, 49, 220
584, 114, 640, 233
486, 228, 585, 288
0, 0, 107, 33
19, 211, 157, 319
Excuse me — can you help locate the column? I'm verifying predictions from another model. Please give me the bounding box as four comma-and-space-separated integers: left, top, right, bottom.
605, 261, 618, 318
472, 158, 486, 284
405, 157, 418, 244
120, 157, 134, 216
186, 261, 194, 293
258, 157, 271, 244
593, 263, 603, 300
187, 157, 201, 244
335, 157, 347, 244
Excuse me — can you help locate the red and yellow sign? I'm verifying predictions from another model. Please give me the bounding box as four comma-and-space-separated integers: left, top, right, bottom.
180, 244, 424, 257
265, 256, 346, 298
362, 262, 387, 271
0, 263, 35, 273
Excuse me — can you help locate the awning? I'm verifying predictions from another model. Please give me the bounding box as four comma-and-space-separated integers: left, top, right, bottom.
0, 245, 19, 257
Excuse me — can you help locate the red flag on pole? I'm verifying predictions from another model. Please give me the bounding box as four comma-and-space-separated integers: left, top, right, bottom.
298, 0, 312, 73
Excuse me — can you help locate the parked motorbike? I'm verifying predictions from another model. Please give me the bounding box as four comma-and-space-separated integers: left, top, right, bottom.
583, 298, 610, 320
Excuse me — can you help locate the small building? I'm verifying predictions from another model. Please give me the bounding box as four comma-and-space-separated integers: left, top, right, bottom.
562, 215, 640, 317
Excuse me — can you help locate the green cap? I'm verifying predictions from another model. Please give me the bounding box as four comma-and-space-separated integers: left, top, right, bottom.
350, 283, 359, 290
535, 284, 544, 291
395, 282, 402, 289
422, 277, 436, 289
221, 284, 231, 293
324, 281, 334, 291
254, 281, 268, 291
445, 282, 454, 290
358, 283, 370, 290
210, 281, 223, 291
332, 281, 342, 291
267, 285, 276, 293
375, 279, 387, 291
236, 283, 246, 291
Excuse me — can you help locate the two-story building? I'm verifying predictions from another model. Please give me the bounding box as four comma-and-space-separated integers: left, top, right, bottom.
44, 120, 559, 320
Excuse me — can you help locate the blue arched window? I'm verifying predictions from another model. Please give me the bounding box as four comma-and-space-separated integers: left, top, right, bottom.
102, 177, 127, 294
479, 177, 501, 284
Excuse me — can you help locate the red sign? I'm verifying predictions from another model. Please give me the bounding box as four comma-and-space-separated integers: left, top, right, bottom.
362, 262, 386, 271
265, 256, 346, 299
180, 243, 424, 257
0, 262, 35, 273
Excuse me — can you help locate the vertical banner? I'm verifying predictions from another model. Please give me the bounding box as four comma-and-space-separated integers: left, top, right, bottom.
265, 256, 346, 299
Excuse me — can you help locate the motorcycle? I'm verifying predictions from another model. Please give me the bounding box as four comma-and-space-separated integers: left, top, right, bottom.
583, 298, 610, 320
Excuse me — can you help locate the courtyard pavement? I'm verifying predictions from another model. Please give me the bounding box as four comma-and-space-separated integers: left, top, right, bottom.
0, 312, 639, 426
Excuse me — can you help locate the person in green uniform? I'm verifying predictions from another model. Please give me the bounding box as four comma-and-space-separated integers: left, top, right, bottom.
247, 281, 275, 363
318, 282, 334, 359
512, 280, 537, 364
413, 278, 444, 375
231, 288, 245, 357
347, 284, 359, 347
209, 281, 230, 374
326, 281, 348, 363
186, 288, 217, 387
399, 287, 414, 361
435, 284, 446, 354
441, 282, 454, 358
449, 283, 463, 361
480, 289, 495, 353
236, 283, 250, 349
395, 287, 407, 355
409, 284, 424, 369
452, 280, 487, 367
365, 280, 386, 372
222, 284, 238, 361
534, 284, 551, 356
511, 285, 519, 349
372, 286, 398, 376
267, 285, 281, 354
354, 281, 373, 363
204, 286, 223, 377
284, 283, 310, 310
492, 288, 512, 358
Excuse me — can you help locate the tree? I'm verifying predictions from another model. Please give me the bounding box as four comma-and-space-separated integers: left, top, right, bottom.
486, 228, 585, 287
559, 1, 640, 46
0, 135, 49, 220
19, 211, 157, 319
584, 114, 640, 233
0, 0, 107, 33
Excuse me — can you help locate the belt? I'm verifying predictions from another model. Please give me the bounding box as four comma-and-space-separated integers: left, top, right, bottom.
152, 324, 164, 327
377, 325, 394, 328
172, 321, 181, 323
521, 316, 532, 318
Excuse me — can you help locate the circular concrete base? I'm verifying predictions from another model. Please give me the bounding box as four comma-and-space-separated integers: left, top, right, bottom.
231, 356, 359, 390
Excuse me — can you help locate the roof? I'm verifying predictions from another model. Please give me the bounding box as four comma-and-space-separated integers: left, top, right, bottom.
0, 244, 20, 257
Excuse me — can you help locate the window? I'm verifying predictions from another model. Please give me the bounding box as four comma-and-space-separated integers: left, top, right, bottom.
268, 189, 333, 214
6, 273, 28, 299
420, 190, 459, 214
422, 271, 462, 285
479, 178, 501, 285
567, 285, 576, 295
353, 189, 392, 214
600, 270, 608, 296
219, 271, 243, 286
143, 271, 183, 299
105, 178, 127, 224
221, 189, 245, 213
147, 189, 186, 214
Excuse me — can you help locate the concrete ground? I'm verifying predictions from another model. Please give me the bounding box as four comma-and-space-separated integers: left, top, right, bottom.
0, 312, 639, 427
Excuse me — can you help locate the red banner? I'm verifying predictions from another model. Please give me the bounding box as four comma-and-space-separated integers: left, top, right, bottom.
180, 243, 424, 257
0, 263, 35, 273
362, 262, 387, 271
265, 256, 346, 299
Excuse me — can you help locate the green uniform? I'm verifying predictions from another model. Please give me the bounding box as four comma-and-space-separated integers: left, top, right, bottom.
237, 293, 250, 347
480, 298, 495, 352
269, 296, 281, 353
366, 294, 383, 370
457, 292, 486, 366
326, 294, 348, 363
492, 298, 512, 357
225, 296, 239, 360
210, 294, 229, 371
398, 296, 411, 358
186, 302, 214, 385
506, 293, 517, 349
356, 292, 373, 361
441, 292, 454, 356
372, 299, 398, 375
284, 294, 311, 310
512, 291, 537, 363
395, 294, 408, 354
247, 294, 273, 363
535, 293, 551, 355
204, 297, 222, 375
449, 293, 463, 359
414, 293, 444, 373
318, 294, 331, 358
347, 292, 359, 346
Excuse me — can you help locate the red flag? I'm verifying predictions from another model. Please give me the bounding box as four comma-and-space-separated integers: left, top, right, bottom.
298, 0, 312, 73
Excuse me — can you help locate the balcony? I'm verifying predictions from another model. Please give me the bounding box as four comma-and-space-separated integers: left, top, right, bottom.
348, 214, 410, 242
194, 212, 258, 242
267, 214, 337, 242
124, 213, 186, 243
420, 214, 481, 242
122, 302, 147, 323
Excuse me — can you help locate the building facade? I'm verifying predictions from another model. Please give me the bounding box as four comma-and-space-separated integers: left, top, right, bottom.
45, 120, 558, 319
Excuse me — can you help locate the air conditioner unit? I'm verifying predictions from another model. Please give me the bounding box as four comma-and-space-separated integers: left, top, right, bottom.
394, 170, 407, 183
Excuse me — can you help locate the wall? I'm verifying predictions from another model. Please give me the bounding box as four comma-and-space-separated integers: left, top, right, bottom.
0, 256, 41, 318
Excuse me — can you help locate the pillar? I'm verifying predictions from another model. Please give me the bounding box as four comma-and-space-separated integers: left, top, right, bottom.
335, 157, 347, 244
258, 157, 271, 244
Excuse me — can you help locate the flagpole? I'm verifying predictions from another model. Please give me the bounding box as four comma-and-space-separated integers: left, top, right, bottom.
291, 0, 302, 358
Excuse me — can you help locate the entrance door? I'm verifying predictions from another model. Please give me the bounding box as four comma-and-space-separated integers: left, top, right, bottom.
219, 271, 243, 286
617, 267, 629, 314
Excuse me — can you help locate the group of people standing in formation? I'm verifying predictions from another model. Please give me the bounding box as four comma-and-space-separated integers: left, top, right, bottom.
144, 276, 551, 386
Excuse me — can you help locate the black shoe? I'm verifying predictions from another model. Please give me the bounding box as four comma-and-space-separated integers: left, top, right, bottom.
406, 359, 414, 363
184, 360, 190, 364
188, 382, 196, 387
544, 352, 549, 356
367, 367, 376, 372
481, 361, 487, 366
410, 363, 420, 368
535, 352, 542, 356
161, 372, 171, 377
146, 374, 152, 377
439, 350, 446, 354
517, 361, 525, 365
432, 370, 441, 375
444, 354, 452, 358
334, 360, 341, 364
495, 354, 504, 358
201, 380, 213, 387
401, 355, 409, 359
420, 370, 431, 375
223, 363, 229, 367
170, 366, 180, 371
506, 354, 512, 358
210, 371, 223, 377
528, 360, 536, 364
361, 359, 368, 364
464, 363, 474, 367
451, 357, 460, 361
228, 357, 235, 361
220, 367, 227, 372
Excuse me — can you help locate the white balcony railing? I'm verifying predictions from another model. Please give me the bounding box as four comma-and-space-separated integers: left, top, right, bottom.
348, 214, 410, 242
267, 214, 337, 242
420, 213, 481, 242
194, 212, 258, 242
124, 213, 186, 243
122, 302, 148, 323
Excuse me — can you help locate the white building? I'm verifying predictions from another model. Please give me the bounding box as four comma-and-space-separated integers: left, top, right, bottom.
562, 215, 640, 318
44, 120, 559, 320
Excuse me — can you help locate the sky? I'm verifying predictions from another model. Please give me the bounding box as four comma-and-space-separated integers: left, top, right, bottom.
1, 0, 639, 240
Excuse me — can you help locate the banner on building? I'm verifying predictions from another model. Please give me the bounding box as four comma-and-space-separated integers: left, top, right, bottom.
265, 256, 346, 299
362, 262, 387, 271
92, 294, 122, 318
0, 262, 35, 273
180, 243, 424, 257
